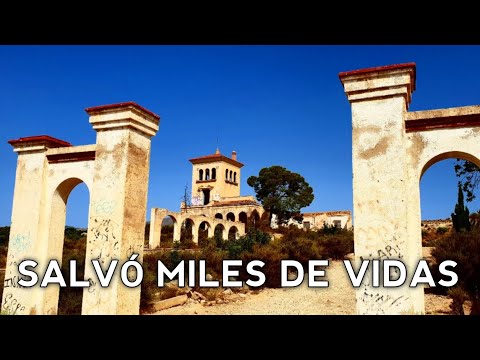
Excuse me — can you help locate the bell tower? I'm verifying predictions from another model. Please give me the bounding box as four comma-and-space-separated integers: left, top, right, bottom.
189, 149, 244, 206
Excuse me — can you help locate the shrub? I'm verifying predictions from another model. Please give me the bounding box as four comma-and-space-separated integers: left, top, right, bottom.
240, 243, 287, 288
319, 232, 354, 260
222, 228, 271, 258
57, 236, 87, 315
320, 222, 341, 235
436, 227, 449, 235
448, 287, 469, 315
431, 230, 480, 314
0, 227, 10, 246
0, 245, 7, 269
278, 233, 324, 268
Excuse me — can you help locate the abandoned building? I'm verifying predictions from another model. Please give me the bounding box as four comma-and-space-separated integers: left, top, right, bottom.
148, 149, 352, 248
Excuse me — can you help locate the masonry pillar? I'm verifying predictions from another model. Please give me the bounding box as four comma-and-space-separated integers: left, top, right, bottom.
339, 63, 423, 314
2, 136, 71, 315
82, 102, 159, 315
173, 219, 181, 243
207, 225, 214, 239
149, 208, 167, 249
191, 224, 197, 244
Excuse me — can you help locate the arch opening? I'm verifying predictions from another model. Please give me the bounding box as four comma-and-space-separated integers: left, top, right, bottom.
198, 221, 211, 244
226, 212, 235, 222
214, 224, 225, 242
180, 218, 195, 246
250, 210, 260, 228
228, 226, 239, 241
215, 213, 223, 220
51, 178, 89, 315
161, 215, 177, 247
419, 154, 480, 306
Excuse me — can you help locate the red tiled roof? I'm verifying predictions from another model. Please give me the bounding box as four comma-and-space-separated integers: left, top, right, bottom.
339, 62, 416, 91
85, 101, 160, 121
8, 135, 71, 148
303, 211, 351, 217
212, 199, 259, 207
189, 153, 244, 168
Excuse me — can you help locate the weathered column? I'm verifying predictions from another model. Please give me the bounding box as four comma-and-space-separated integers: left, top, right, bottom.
191, 223, 197, 244
82, 102, 159, 315
149, 208, 167, 249
339, 63, 423, 314
2, 136, 71, 315
173, 218, 181, 243
207, 224, 214, 238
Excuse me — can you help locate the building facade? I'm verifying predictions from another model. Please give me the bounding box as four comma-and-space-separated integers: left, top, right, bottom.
148, 149, 352, 248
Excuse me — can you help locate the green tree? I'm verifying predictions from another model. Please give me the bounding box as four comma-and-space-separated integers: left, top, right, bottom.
247, 166, 314, 226
454, 159, 480, 202
451, 183, 471, 233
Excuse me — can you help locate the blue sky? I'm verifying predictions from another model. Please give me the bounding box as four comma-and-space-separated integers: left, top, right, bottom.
1, 45, 480, 227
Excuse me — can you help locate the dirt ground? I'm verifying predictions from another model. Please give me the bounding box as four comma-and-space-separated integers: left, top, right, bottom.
152, 260, 454, 315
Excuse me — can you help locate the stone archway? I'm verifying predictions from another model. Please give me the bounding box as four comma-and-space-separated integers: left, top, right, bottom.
197, 220, 212, 243
45, 177, 91, 315
228, 226, 240, 240
340, 63, 480, 314
2, 102, 160, 315
214, 224, 227, 241
180, 218, 196, 244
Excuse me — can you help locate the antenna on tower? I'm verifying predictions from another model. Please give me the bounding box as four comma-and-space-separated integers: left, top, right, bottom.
216, 135, 220, 154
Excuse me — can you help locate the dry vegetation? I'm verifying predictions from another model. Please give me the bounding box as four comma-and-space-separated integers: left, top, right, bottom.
1, 221, 478, 315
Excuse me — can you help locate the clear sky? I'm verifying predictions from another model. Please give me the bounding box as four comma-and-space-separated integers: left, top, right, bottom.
1, 45, 480, 227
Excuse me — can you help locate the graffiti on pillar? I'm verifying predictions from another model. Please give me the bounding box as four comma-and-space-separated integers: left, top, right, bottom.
11, 231, 32, 252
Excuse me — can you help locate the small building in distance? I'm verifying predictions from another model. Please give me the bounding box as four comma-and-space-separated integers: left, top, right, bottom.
271, 211, 352, 231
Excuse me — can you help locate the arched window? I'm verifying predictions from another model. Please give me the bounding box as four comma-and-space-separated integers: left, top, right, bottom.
199, 169, 204, 181
233, 172, 237, 183
229, 170, 233, 181
225, 169, 229, 179
206, 168, 210, 180
212, 168, 216, 180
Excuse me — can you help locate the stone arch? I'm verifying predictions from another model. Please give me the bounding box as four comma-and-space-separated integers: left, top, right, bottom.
214, 223, 227, 241
180, 218, 196, 244
250, 209, 260, 228
161, 214, 178, 246
199, 169, 204, 181
226, 212, 235, 222
198, 220, 212, 243
215, 213, 223, 220
45, 177, 90, 315
239, 212, 248, 225
229, 170, 233, 181
420, 151, 480, 180
234, 172, 237, 183
3, 102, 159, 315
212, 168, 216, 180
206, 168, 210, 180
340, 62, 480, 314
225, 169, 229, 179
228, 226, 239, 240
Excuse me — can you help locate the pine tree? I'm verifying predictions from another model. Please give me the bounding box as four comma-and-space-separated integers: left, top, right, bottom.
452, 183, 471, 232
